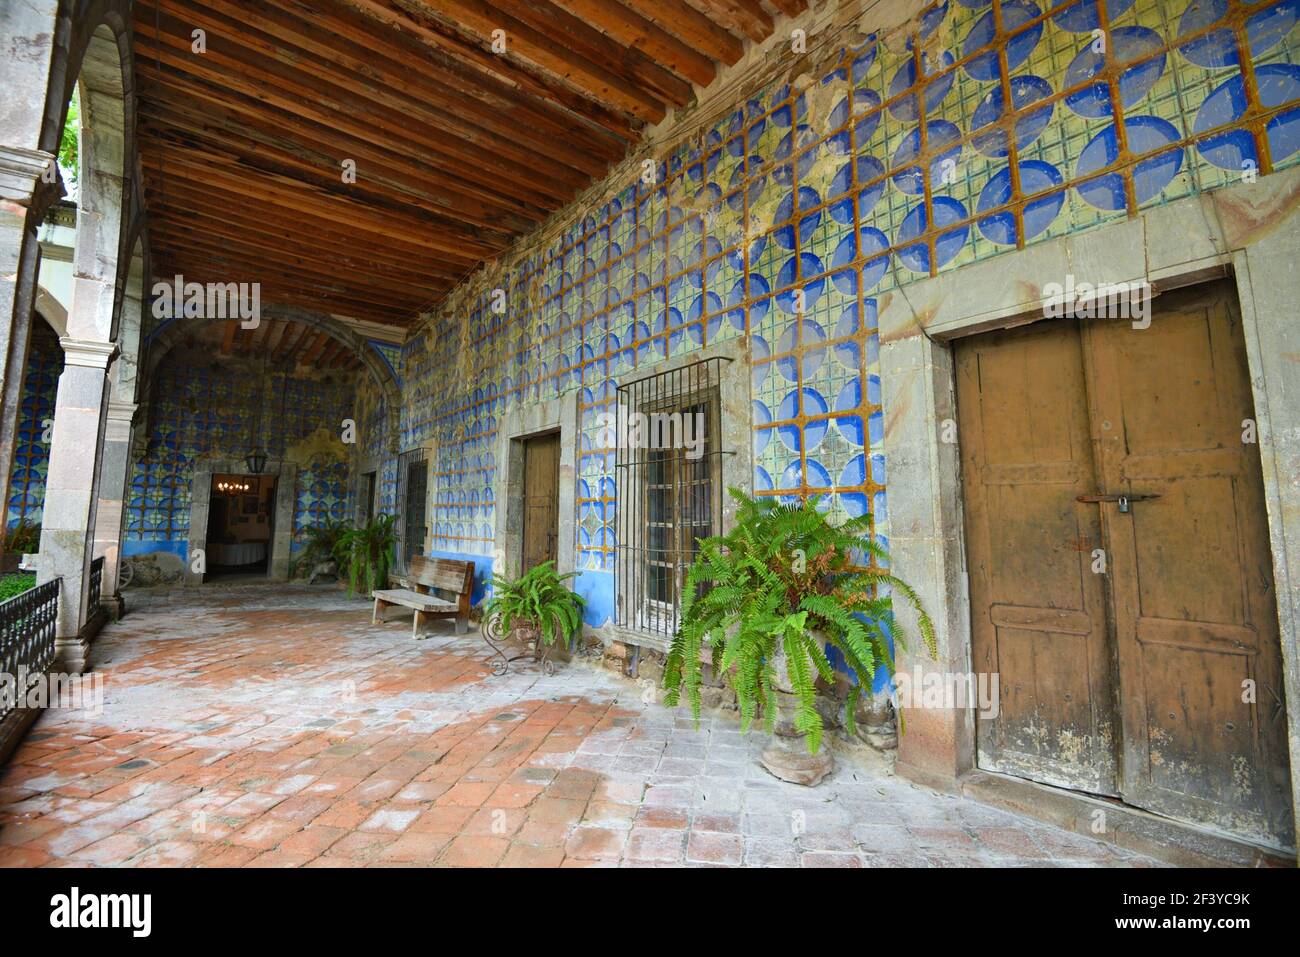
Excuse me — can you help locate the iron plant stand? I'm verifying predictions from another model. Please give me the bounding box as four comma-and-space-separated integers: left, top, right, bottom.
481, 615, 555, 677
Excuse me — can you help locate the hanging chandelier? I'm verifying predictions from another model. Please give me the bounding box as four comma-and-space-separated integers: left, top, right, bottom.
216, 478, 251, 495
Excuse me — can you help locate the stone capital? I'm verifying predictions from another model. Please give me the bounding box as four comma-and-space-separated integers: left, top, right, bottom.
104, 400, 138, 442
0, 145, 64, 219
58, 337, 118, 370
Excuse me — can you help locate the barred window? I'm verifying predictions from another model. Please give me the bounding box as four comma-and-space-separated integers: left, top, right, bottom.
396, 448, 428, 570
617, 358, 729, 641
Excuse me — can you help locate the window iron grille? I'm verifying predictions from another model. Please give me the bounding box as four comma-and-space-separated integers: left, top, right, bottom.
396, 448, 429, 572
616, 357, 730, 641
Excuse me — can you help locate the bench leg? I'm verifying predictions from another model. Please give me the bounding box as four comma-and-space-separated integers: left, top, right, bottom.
412, 609, 422, 640
455, 615, 468, 636
372, 598, 382, 624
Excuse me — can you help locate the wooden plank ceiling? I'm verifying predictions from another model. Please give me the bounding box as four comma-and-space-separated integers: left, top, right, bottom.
196, 318, 367, 371
134, 0, 807, 328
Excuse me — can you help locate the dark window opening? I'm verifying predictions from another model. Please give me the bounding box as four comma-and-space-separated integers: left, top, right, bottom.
616, 358, 728, 640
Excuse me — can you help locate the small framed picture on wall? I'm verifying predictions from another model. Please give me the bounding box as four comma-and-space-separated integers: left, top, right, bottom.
242, 495, 260, 515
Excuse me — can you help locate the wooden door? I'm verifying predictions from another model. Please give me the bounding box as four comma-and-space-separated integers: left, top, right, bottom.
956, 319, 1119, 795
1085, 281, 1292, 848
521, 432, 560, 571
957, 280, 1293, 849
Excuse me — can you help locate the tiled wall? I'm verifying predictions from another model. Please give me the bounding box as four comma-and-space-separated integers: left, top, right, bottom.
401, 0, 1300, 629
124, 359, 356, 559
6, 322, 62, 530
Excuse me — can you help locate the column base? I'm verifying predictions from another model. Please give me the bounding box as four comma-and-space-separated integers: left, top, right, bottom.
102, 593, 126, 621
53, 635, 89, 676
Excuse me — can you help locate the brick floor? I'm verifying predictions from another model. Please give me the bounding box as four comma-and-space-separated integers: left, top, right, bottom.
0, 584, 1161, 867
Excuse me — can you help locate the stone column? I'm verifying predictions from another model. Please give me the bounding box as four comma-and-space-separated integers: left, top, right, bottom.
38, 338, 115, 673
92, 398, 136, 616
0, 147, 60, 552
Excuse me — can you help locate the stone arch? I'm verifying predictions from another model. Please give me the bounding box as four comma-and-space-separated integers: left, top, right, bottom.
65, 19, 130, 343
33, 285, 68, 339
139, 308, 402, 455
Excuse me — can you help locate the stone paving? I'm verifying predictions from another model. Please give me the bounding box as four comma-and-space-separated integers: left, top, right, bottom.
0, 585, 1160, 867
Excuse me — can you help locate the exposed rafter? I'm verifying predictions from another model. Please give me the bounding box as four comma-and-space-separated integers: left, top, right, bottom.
134, 0, 807, 329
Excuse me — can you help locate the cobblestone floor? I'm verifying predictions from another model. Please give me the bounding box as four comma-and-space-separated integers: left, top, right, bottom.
0, 585, 1160, 867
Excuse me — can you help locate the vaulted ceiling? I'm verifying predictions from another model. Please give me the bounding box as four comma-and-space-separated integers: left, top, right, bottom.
134, 0, 808, 327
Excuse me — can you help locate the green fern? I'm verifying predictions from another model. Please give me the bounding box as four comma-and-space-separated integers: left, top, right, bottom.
337, 513, 397, 595
484, 560, 586, 646
663, 489, 935, 753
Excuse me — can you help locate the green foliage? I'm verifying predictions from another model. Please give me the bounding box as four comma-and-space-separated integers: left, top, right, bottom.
5, 519, 41, 555
336, 514, 397, 595
294, 517, 352, 577
663, 489, 935, 753
0, 573, 36, 602
484, 560, 586, 647
59, 88, 79, 183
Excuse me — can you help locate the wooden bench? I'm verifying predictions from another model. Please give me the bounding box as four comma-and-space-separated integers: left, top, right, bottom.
371, 555, 474, 638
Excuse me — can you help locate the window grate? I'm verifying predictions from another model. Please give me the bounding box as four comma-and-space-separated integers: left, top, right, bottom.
396, 448, 428, 571
616, 357, 730, 640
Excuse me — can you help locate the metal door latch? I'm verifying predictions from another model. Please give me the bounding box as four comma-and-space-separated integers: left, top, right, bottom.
1076, 492, 1161, 514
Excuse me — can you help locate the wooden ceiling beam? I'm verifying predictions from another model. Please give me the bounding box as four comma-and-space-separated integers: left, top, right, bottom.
548, 0, 716, 87
764, 0, 808, 20
186, 0, 616, 179
317, 339, 344, 367
143, 182, 471, 283
139, 113, 538, 242
149, 231, 435, 311
134, 24, 584, 210
137, 69, 560, 220
406, 0, 670, 120
146, 202, 462, 294
140, 151, 496, 261
480, 0, 694, 107
685, 0, 773, 43
151, 1, 599, 194
341, 0, 649, 133
153, 246, 428, 323
617, 0, 745, 64
218, 320, 239, 356
302, 331, 333, 366
268, 0, 633, 154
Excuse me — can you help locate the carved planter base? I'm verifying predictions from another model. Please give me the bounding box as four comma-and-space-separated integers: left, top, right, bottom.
759, 686, 835, 786
760, 736, 835, 786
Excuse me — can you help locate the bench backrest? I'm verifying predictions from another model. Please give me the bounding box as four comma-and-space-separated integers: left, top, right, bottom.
409, 555, 474, 597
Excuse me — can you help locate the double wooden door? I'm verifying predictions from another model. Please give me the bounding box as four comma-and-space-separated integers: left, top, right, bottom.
956, 280, 1293, 849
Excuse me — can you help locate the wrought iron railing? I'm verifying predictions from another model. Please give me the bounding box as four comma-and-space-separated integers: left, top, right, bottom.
88, 556, 104, 611
0, 578, 60, 722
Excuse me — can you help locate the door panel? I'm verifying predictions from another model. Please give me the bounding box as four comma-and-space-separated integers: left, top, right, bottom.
1085, 281, 1292, 848
956, 319, 1119, 794
521, 432, 560, 572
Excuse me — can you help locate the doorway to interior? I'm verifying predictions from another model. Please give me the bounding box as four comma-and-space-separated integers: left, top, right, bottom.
954, 279, 1293, 851
521, 431, 560, 572
203, 473, 278, 582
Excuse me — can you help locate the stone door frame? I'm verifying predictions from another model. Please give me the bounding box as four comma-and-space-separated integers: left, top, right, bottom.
878, 171, 1300, 857
185, 458, 298, 584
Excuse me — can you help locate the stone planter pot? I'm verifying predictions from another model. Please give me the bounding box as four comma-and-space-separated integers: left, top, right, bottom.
759, 635, 835, 787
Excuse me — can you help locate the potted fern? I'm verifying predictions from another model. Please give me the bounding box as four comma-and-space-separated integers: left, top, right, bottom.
482, 560, 586, 676
295, 517, 352, 583
664, 489, 935, 785
337, 513, 397, 596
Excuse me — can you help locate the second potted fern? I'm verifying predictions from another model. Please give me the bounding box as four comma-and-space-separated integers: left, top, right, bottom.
664, 490, 934, 785
481, 560, 586, 676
